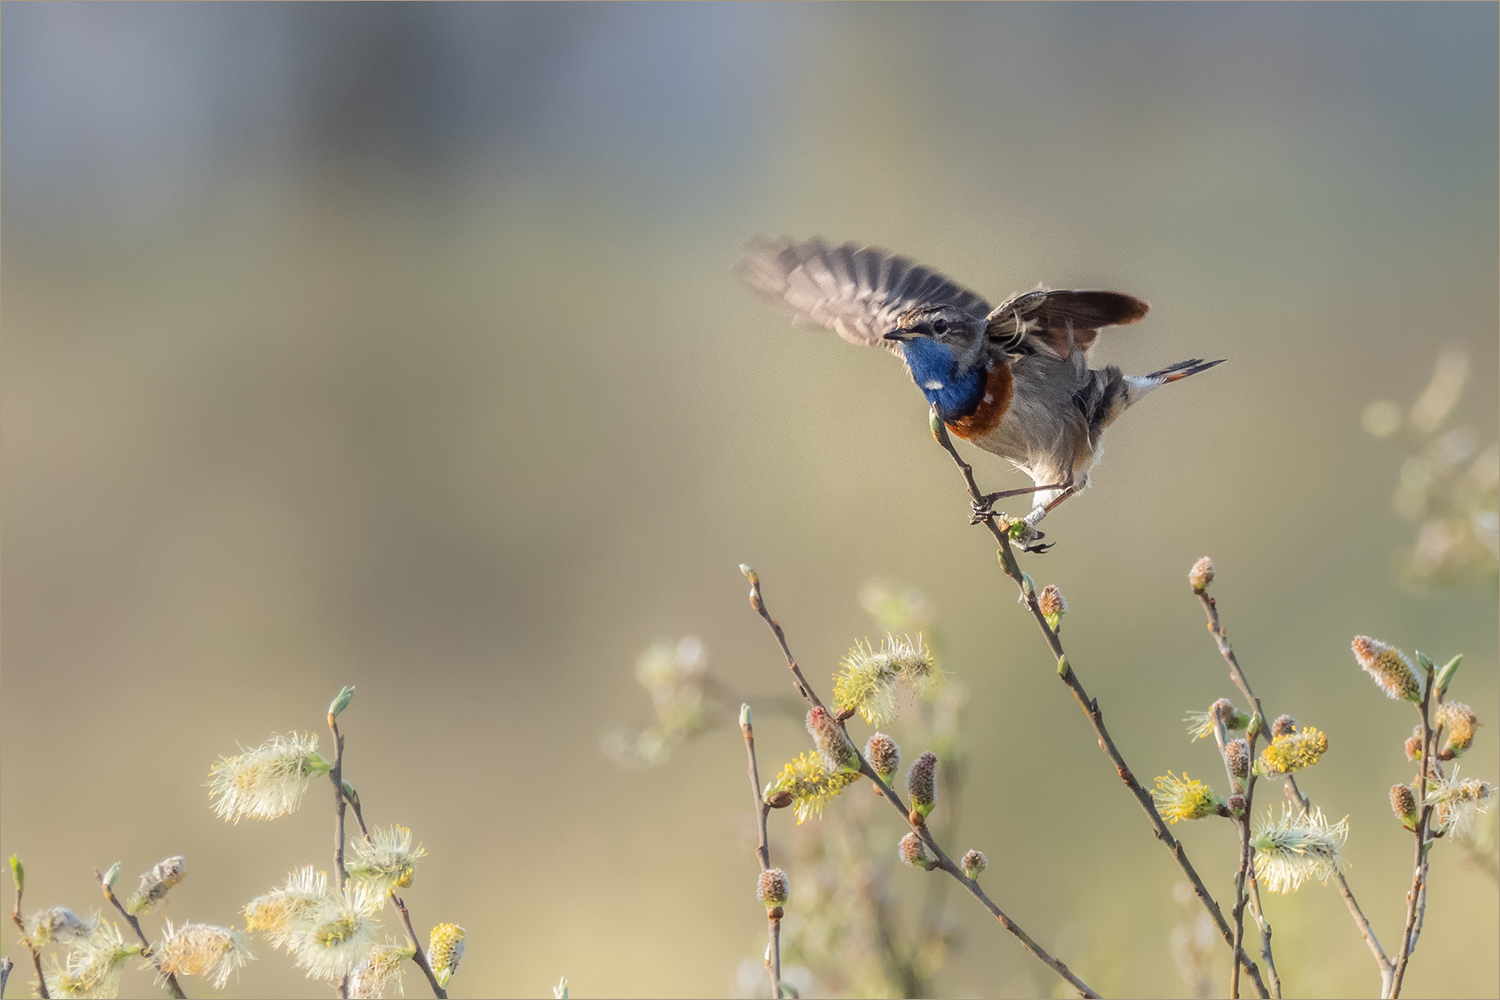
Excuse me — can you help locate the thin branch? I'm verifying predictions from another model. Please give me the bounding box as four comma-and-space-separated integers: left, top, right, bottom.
1198, 590, 1265, 1000
342, 786, 448, 999
1196, 586, 1392, 995
1388, 662, 1437, 1000
93, 871, 187, 999
740, 707, 783, 999
930, 419, 1270, 998
1245, 870, 1282, 999
9, 865, 50, 1000
327, 714, 350, 1000
742, 567, 1101, 999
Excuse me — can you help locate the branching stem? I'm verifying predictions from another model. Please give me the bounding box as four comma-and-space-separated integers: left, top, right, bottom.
929, 418, 1269, 998
93, 871, 187, 999
343, 785, 448, 998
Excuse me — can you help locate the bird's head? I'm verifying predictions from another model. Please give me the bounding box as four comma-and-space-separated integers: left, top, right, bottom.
884, 304, 988, 373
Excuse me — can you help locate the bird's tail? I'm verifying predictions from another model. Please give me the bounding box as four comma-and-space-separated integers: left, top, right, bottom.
1142, 357, 1227, 384
1119, 357, 1226, 413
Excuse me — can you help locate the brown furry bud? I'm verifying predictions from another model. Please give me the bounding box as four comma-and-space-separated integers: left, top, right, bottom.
1272, 714, 1297, 739
757, 868, 788, 908
906, 751, 938, 817
805, 706, 858, 773
865, 732, 900, 780
961, 849, 988, 879
899, 832, 931, 869
1404, 727, 1424, 762
1227, 795, 1246, 816
1039, 584, 1067, 617
1224, 739, 1249, 780
1039, 585, 1067, 630
765, 790, 794, 809
1390, 784, 1418, 827
127, 856, 186, 916
1189, 557, 1215, 592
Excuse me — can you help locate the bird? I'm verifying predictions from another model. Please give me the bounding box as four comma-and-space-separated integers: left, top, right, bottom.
737, 237, 1223, 548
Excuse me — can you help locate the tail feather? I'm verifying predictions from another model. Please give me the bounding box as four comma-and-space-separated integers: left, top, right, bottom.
1144, 357, 1226, 383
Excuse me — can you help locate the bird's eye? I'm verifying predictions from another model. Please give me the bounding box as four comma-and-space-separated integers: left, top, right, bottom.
933, 319, 948, 334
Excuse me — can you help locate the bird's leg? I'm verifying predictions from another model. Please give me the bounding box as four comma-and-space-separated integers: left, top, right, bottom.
970, 480, 1071, 525
1019, 478, 1085, 531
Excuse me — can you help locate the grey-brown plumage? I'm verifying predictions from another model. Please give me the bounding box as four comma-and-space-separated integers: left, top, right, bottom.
738, 237, 1223, 531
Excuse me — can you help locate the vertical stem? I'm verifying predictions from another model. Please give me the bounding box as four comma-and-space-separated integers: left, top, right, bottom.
740, 708, 781, 999
1246, 871, 1282, 999
9, 866, 50, 1000
1388, 662, 1436, 999
329, 716, 348, 891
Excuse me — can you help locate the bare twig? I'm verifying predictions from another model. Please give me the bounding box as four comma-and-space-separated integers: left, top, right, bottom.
930, 418, 1270, 998
93, 870, 188, 999
1245, 870, 1281, 999
740, 706, 784, 999
742, 566, 1101, 999
8, 864, 50, 1000
342, 786, 448, 999
1195, 584, 1390, 997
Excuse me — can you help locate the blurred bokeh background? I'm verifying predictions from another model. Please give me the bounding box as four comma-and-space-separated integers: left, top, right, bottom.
3, 3, 1496, 997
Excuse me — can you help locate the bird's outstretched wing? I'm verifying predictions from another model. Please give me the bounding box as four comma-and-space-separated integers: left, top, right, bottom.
986, 289, 1149, 360
737, 238, 993, 357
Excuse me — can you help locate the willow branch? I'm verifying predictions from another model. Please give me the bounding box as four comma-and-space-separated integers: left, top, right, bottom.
930, 419, 1269, 998
342, 786, 448, 999
743, 567, 1101, 999
94, 871, 187, 999
9, 867, 49, 1000
740, 708, 784, 999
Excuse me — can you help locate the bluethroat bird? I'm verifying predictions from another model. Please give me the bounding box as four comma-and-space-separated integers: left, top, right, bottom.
738, 237, 1224, 548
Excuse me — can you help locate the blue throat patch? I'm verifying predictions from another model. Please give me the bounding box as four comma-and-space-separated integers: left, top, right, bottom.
901, 338, 987, 421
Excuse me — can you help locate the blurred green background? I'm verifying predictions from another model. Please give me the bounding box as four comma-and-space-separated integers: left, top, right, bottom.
2, 3, 1496, 997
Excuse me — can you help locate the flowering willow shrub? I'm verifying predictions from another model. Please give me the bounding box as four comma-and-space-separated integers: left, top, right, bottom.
1155, 558, 1496, 999
207, 686, 465, 999
607, 580, 970, 999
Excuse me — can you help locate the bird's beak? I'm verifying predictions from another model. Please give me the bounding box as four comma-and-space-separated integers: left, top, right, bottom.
883, 329, 913, 342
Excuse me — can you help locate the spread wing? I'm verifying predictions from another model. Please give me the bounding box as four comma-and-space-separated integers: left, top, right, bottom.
737, 237, 992, 357
986, 288, 1149, 360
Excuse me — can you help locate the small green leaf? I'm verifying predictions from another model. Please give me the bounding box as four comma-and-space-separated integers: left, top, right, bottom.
328, 685, 356, 719
8, 855, 22, 894
102, 861, 121, 890
1416, 651, 1435, 674
1056, 656, 1070, 678
1435, 654, 1463, 699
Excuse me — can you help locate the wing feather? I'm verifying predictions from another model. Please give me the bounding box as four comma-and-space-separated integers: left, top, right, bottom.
985, 288, 1149, 359
738, 237, 992, 355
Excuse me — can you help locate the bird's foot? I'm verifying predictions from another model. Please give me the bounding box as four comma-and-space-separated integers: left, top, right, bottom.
969, 496, 1000, 524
